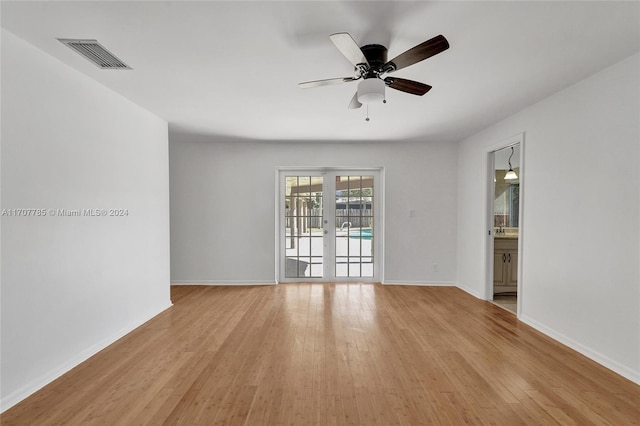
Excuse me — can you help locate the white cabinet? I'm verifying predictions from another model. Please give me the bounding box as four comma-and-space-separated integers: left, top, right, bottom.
494, 238, 518, 294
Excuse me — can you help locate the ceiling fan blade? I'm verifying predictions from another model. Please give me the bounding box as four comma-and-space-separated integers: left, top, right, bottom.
348, 92, 362, 109
298, 77, 357, 89
384, 77, 432, 96
384, 35, 449, 72
329, 32, 370, 67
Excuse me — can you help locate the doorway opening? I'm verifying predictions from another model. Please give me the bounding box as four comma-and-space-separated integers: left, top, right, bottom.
486, 136, 524, 315
277, 168, 383, 283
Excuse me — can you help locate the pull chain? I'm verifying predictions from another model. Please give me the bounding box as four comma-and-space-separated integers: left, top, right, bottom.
364, 98, 386, 121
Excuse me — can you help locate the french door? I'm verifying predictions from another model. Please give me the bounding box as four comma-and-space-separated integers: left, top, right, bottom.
278, 168, 382, 282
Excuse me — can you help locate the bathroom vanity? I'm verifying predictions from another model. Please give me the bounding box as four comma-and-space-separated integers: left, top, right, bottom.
493, 235, 518, 294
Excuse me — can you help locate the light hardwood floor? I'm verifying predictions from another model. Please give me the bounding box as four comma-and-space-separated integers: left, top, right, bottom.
2, 284, 639, 425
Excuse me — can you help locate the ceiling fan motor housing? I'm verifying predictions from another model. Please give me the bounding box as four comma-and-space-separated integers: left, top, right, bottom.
359, 44, 388, 77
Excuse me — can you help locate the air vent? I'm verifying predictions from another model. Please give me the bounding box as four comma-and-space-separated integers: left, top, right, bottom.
58, 39, 132, 70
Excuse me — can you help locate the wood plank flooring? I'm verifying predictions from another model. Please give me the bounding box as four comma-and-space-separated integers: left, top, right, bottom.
2, 284, 639, 425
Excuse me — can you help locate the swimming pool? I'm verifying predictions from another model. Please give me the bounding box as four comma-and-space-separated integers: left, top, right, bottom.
349, 229, 373, 239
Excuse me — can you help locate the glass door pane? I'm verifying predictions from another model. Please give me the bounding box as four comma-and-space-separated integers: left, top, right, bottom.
284, 176, 324, 278
335, 175, 374, 278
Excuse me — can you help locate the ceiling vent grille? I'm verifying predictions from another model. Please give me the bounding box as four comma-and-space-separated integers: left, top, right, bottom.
58, 39, 132, 70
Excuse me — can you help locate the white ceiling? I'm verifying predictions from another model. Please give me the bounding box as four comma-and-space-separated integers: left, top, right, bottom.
2, 1, 639, 142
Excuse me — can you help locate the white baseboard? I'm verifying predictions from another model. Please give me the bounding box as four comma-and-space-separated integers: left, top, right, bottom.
455, 282, 484, 299
520, 314, 640, 386
382, 280, 456, 286
171, 280, 277, 286
0, 302, 173, 413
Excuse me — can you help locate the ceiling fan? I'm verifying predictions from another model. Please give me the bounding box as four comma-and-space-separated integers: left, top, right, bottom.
299, 32, 449, 109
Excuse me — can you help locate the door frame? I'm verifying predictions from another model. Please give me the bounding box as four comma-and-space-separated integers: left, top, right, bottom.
275, 167, 384, 283
485, 133, 525, 316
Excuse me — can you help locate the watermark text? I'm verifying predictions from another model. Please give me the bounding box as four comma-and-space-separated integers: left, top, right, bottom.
1, 208, 129, 217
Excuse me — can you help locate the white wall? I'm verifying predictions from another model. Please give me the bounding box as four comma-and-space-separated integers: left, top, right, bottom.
1, 30, 172, 410
169, 138, 457, 285
457, 53, 640, 383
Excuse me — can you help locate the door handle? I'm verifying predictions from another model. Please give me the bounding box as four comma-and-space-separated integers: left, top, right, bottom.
324, 229, 328, 235
503, 253, 506, 263
508, 253, 511, 263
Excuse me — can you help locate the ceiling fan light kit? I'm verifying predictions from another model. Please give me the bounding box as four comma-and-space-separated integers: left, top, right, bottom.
298, 32, 449, 114
357, 78, 385, 103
